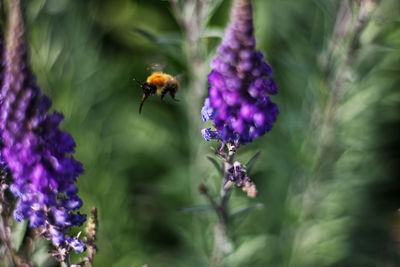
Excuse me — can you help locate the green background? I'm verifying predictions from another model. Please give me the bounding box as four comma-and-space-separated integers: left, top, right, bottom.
15, 0, 400, 266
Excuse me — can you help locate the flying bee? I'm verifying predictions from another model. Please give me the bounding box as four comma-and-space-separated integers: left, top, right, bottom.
134, 72, 180, 114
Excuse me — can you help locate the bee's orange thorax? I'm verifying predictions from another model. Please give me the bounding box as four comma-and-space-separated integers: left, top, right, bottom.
147, 72, 173, 93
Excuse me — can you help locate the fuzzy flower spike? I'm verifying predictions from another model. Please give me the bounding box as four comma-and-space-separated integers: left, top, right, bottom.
0, 0, 86, 255
202, 0, 278, 145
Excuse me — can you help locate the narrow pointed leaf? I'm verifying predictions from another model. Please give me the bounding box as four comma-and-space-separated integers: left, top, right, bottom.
133, 28, 182, 45
133, 28, 186, 69
31, 240, 52, 266
207, 156, 223, 174
230, 203, 264, 218
246, 151, 261, 174
202, 28, 224, 39
178, 205, 215, 213
203, 0, 225, 26
11, 220, 27, 252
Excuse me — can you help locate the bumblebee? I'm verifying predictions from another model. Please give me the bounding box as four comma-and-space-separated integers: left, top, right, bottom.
134, 72, 180, 114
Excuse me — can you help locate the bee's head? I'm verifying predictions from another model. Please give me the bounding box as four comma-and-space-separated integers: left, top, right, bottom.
134, 78, 156, 114
133, 78, 156, 96
141, 82, 157, 96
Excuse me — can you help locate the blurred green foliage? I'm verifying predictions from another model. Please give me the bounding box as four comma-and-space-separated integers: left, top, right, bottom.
15, 0, 400, 266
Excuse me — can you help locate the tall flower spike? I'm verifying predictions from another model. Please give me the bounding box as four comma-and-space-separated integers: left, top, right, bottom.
202, 0, 278, 145
0, 0, 86, 254
0, 18, 7, 174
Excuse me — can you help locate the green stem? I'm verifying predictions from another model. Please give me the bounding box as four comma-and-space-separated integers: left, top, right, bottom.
58, 246, 71, 267
60, 257, 70, 267
211, 143, 236, 267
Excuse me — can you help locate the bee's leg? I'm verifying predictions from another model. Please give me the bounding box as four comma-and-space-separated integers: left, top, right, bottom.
169, 89, 180, 102
160, 88, 168, 102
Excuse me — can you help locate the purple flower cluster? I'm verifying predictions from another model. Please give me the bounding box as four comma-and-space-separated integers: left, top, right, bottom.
0, 3, 85, 253
201, 0, 278, 145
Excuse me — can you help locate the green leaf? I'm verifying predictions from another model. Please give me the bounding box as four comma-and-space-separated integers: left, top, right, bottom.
245, 152, 261, 174
203, 0, 225, 27
230, 203, 264, 218
11, 220, 27, 252
133, 28, 159, 44
133, 28, 182, 45
207, 156, 223, 174
225, 235, 267, 267
202, 27, 224, 39
31, 241, 51, 267
132, 28, 186, 69
178, 205, 215, 213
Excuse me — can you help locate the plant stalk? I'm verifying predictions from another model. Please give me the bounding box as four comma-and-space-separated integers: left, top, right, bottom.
211, 143, 236, 267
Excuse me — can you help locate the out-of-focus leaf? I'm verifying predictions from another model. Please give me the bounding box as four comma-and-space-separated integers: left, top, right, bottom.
133, 27, 186, 70
225, 235, 267, 267
202, 27, 224, 39
11, 220, 27, 252
245, 151, 261, 174
207, 156, 223, 174
133, 28, 182, 45
31, 242, 51, 267
178, 205, 215, 213
27, 0, 46, 20
203, 0, 225, 26
230, 203, 264, 218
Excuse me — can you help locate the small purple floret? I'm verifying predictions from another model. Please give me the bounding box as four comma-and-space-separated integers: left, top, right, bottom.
201, 98, 215, 122
69, 238, 86, 253
201, 128, 220, 141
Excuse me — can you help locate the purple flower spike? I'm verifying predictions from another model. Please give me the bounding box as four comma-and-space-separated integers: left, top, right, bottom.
201, 0, 278, 145
0, 1, 86, 253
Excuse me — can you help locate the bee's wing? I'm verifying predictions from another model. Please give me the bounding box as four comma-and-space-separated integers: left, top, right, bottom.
173, 73, 186, 84
147, 63, 166, 73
